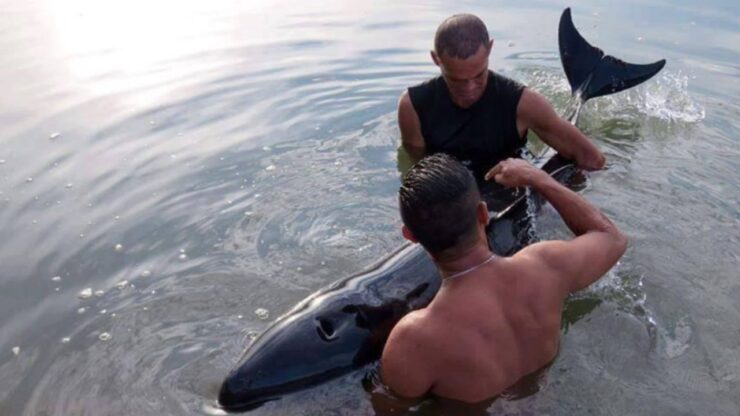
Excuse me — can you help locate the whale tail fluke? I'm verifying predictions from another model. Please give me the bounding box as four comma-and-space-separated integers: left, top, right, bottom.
558, 7, 666, 102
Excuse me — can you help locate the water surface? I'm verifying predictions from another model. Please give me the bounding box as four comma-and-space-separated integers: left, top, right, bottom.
0, 0, 738, 415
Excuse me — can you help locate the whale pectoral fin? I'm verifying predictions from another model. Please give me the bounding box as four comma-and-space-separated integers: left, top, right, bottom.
558, 7, 666, 101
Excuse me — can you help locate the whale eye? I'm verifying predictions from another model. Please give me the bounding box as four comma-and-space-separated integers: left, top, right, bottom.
316, 318, 337, 341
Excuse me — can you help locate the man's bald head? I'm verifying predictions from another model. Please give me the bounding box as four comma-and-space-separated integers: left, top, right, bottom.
434, 14, 491, 59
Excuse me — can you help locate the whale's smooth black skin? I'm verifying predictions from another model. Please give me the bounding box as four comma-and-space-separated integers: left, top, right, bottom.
218, 8, 666, 412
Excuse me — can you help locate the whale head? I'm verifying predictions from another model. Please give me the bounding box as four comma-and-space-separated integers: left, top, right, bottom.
218, 295, 416, 411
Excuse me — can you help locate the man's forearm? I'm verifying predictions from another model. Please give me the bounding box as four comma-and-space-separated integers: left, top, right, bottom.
561, 122, 605, 171
530, 172, 618, 237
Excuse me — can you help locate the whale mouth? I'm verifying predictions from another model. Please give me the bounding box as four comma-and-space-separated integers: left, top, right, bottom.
218, 378, 279, 412
218, 357, 361, 412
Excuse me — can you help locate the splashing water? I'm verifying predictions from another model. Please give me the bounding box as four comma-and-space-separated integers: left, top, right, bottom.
515, 67, 705, 124
593, 71, 706, 123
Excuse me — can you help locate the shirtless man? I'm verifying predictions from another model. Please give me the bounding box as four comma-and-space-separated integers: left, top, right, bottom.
380, 154, 627, 402
399, 14, 604, 180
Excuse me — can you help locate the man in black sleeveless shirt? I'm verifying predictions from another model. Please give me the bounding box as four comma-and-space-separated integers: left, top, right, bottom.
399, 14, 605, 180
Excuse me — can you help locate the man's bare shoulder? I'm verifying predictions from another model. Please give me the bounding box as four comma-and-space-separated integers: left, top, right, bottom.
517, 88, 556, 123
386, 308, 431, 349
380, 309, 434, 398
500, 244, 569, 299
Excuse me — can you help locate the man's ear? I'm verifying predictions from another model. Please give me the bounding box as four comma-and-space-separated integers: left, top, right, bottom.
477, 201, 490, 226
402, 225, 418, 243
430, 50, 440, 66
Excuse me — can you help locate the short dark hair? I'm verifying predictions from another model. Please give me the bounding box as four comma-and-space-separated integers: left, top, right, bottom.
434, 14, 490, 59
399, 153, 481, 254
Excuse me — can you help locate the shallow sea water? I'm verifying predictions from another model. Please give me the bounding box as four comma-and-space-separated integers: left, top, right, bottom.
0, 0, 738, 415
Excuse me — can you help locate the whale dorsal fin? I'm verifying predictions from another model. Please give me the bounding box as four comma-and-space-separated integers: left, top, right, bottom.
558, 8, 666, 101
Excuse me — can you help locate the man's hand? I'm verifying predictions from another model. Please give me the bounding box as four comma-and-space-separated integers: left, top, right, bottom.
484, 158, 546, 188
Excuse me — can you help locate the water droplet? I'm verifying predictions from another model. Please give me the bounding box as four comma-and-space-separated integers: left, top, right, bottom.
262, 146, 271, 151
65, 183, 73, 189
94, 290, 104, 297
12, 346, 20, 355
247, 331, 259, 341
140, 270, 151, 277
237, 315, 243, 319
78, 288, 93, 299
79, 233, 84, 238
114, 215, 120, 220
111, 313, 116, 317
100, 309, 107, 314
244, 211, 252, 216
179, 248, 186, 254
61, 337, 70, 344
150, 290, 156, 295
77, 307, 86, 314
0, 159, 5, 164
49, 132, 61, 140
265, 165, 276, 171
226, 200, 233, 205
179, 253, 188, 261
255, 308, 270, 320
98, 332, 112, 341
320, 261, 326, 266
32, 220, 38, 225
507, 41, 515, 47
637, 36, 644, 41
51, 276, 61, 282
296, 266, 302, 272
115, 280, 128, 290
149, 120, 156, 125
143, 306, 149, 311
254, 193, 260, 198
26, 177, 33, 183
54, 287, 60, 292
114, 244, 123, 252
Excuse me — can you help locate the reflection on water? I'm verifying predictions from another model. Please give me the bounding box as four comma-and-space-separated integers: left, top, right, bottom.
1, 0, 738, 415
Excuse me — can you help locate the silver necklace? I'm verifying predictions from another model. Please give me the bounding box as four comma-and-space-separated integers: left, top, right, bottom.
443, 254, 497, 281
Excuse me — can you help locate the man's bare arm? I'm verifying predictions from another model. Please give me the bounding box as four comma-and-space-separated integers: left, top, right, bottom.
398, 91, 426, 162
486, 159, 627, 293
517, 88, 605, 171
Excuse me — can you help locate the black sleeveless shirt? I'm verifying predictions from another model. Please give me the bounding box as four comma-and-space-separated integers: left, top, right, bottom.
408, 71, 526, 180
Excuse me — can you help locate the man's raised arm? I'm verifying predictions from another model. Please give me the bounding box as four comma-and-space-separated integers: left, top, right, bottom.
486, 159, 627, 293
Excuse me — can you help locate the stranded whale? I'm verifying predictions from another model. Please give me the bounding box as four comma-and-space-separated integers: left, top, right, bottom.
218, 8, 665, 411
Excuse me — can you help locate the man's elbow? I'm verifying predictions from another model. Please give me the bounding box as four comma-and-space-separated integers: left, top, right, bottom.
578, 150, 606, 171
604, 228, 628, 261
615, 230, 628, 258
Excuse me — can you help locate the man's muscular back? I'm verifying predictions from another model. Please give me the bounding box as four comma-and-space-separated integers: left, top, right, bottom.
382, 247, 566, 402
382, 157, 626, 402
